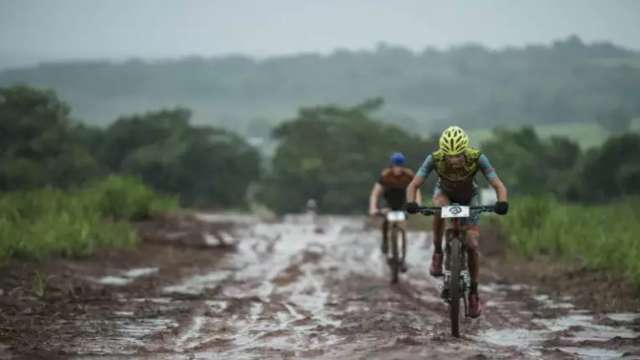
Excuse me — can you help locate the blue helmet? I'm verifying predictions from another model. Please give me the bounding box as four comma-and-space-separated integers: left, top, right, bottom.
390, 152, 406, 166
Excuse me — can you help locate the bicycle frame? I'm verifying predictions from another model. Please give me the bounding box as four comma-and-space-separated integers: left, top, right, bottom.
412, 204, 495, 337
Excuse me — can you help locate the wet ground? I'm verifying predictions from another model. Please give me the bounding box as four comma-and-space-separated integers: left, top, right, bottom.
0, 214, 639, 359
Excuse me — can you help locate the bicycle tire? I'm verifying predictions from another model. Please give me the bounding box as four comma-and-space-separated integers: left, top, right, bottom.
400, 228, 407, 266
449, 236, 461, 337
390, 225, 399, 284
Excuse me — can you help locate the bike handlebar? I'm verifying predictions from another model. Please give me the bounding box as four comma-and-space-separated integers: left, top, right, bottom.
414, 205, 496, 216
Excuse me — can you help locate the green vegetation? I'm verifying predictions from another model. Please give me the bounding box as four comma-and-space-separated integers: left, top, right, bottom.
502, 197, 640, 285
0, 85, 100, 191
96, 108, 261, 208
0, 176, 177, 261
480, 127, 581, 198
469, 122, 615, 150
480, 128, 640, 202
258, 99, 437, 214
0, 84, 258, 261
0, 85, 260, 209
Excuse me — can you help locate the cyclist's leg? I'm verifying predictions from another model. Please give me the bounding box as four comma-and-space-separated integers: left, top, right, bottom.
462, 193, 481, 290
465, 223, 482, 317
432, 188, 449, 254
464, 224, 480, 289
430, 187, 449, 276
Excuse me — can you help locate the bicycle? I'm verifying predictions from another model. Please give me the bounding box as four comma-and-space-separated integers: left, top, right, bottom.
377, 210, 408, 284
410, 204, 496, 337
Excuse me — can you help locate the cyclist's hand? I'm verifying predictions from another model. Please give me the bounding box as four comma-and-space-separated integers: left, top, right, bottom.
495, 201, 509, 215
405, 202, 419, 214
368, 208, 379, 216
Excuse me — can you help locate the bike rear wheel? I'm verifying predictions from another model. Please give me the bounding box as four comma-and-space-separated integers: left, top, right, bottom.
449, 237, 461, 337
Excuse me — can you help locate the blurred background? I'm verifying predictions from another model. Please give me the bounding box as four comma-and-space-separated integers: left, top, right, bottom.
0, 1, 639, 279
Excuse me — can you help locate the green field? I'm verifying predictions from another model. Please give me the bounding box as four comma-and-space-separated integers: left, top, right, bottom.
502, 196, 640, 285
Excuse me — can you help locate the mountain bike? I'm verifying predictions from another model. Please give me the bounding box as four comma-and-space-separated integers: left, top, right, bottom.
410, 204, 496, 337
379, 210, 408, 284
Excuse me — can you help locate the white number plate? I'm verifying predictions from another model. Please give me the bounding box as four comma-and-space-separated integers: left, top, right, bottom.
441, 205, 470, 218
386, 211, 407, 221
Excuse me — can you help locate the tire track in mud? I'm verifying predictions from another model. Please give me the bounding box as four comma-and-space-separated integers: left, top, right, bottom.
3, 214, 638, 359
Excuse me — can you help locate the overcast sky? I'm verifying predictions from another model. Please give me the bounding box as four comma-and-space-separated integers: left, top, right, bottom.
1, 0, 639, 69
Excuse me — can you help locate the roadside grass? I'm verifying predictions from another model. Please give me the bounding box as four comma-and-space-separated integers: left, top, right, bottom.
0, 176, 177, 261
502, 196, 640, 285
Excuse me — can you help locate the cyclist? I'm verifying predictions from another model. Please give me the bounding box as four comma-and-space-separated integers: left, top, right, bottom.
368, 152, 422, 268
405, 126, 508, 318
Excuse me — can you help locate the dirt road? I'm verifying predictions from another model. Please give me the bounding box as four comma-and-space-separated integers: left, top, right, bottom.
1, 214, 638, 359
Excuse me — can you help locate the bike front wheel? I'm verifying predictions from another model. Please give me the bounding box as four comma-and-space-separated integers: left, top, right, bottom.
448, 237, 462, 337
390, 226, 399, 284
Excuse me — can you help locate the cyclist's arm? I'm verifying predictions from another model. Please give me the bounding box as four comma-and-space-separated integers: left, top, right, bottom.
406, 176, 424, 203
415, 188, 423, 205
368, 183, 383, 215
407, 154, 433, 203
479, 154, 508, 202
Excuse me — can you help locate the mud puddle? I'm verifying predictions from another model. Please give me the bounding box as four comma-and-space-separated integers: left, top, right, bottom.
0, 213, 638, 359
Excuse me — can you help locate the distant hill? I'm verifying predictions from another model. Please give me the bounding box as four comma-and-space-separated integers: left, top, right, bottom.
1, 35, 639, 136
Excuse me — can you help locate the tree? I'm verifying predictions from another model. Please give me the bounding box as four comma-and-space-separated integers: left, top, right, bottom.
480, 127, 581, 198
0, 85, 99, 191
258, 100, 437, 214
576, 133, 640, 201
99, 108, 260, 208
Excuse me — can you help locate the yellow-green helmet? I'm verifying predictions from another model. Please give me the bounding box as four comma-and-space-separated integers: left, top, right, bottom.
439, 126, 469, 155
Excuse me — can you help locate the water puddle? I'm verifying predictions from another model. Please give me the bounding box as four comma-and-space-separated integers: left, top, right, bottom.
65, 318, 177, 355
476, 328, 549, 348
534, 314, 638, 342
556, 346, 625, 359
533, 294, 574, 309
123, 267, 158, 278
97, 267, 159, 286
98, 276, 132, 286
607, 313, 640, 322
163, 271, 232, 294
477, 284, 639, 358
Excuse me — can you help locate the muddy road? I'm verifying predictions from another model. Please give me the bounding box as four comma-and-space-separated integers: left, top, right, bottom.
1, 214, 639, 359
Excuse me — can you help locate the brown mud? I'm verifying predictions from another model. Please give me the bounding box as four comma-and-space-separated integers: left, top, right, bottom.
0, 213, 638, 359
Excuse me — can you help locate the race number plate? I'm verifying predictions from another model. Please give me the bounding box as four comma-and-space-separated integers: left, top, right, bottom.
441, 205, 470, 218
386, 211, 407, 221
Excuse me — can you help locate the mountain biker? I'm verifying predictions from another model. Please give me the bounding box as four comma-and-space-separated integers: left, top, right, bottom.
405, 126, 508, 318
368, 152, 422, 268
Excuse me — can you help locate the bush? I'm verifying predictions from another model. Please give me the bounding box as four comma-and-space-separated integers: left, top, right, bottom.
81, 176, 177, 221
502, 196, 640, 284
0, 176, 177, 261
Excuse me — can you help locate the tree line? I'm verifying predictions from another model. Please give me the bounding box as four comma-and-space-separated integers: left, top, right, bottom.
1, 85, 637, 213
1, 35, 639, 135
0, 85, 259, 209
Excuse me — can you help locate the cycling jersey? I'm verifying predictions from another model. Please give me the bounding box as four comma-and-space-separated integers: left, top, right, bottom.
416, 148, 497, 203
377, 167, 414, 210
